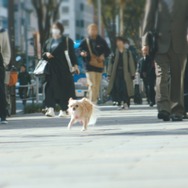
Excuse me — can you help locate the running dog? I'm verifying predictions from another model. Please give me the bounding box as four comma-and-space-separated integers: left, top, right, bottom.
68, 98, 97, 131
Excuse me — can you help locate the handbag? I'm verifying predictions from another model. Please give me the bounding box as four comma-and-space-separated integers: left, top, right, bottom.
86, 38, 104, 68
64, 37, 75, 73
33, 59, 48, 75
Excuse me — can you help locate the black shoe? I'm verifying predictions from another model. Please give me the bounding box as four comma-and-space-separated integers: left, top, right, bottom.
183, 113, 188, 119
149, 102, 156, 107
158, 111, 170, 121
171, 114, 183, 122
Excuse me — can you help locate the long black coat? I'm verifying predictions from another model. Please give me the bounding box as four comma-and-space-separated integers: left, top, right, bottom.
43, 36, 77, 101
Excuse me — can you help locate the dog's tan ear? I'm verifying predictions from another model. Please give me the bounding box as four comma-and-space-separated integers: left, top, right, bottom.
69, 98, 73, 102
82, 97, 87, 101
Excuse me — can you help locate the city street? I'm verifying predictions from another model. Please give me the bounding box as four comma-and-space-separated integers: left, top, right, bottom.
0, 105, 188, 188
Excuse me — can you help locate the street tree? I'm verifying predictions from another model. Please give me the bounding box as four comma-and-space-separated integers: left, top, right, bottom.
88, 0, 145, 50
31, 0, 61, 47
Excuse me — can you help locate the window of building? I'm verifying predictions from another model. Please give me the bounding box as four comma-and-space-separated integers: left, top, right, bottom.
76, 20, 80, 27
62, 20, 69, 27
80, 20, 84, 28
62, 6, 69, 13
80, 3, 84, 11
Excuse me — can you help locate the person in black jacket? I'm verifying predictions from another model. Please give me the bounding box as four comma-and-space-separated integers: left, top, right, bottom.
139, 48, 156, 107
79, 24, 111, 104
0, 27, 11, 124
18, 65, 31, 106
43, 21, 80, 117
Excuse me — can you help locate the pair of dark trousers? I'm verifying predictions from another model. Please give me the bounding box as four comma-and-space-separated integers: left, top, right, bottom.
0, 67, 7, 119
155, 45, 187, 115
45, 82, 68, 111
19, 87, 28, 105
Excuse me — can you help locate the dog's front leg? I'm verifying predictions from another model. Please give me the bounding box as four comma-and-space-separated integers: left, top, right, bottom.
68, 117, 76, 130
81, 119, 88, 131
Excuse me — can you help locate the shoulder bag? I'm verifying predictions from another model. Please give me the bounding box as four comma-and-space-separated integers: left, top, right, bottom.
64, 37, 75, 73
86, 38, 104, 68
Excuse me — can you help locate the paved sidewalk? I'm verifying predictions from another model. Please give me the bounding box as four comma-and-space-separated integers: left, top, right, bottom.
0, 105, 188, 188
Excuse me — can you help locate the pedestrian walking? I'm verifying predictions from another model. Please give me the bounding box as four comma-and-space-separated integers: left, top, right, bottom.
0, 27, 11, 124
43, 21, 80, 117
18, 65, 31, 107
139, 48, 156, 107
107, 37, 136, 110
142, 0, 188, 121
79, 24, 111, 104
184, 56, 188, 119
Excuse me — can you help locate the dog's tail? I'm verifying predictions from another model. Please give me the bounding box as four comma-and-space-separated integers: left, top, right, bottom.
89, 105, 100, 125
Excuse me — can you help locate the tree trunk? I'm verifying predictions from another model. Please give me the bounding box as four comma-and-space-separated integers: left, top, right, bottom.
119, 0, 125, 36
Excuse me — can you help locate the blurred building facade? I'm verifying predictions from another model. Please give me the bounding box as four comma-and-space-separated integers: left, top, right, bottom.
0, 0, 94, 70
60, 0, 94, 40
0, 0, 8, 28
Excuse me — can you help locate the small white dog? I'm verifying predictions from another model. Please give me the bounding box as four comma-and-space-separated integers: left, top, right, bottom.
68, 98, 98, 131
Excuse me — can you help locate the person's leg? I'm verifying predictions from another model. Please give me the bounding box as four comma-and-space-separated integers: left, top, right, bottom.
45, 82, 55, 117
155, 54, 171, 113
0, 69, 7, 121
45, 83, 55, 108
148, 70, 156, 105
86, 72, 97, 103
22, 87, 28, 106
60, 98, 68, 112
94, 72, 102, 103
143, 78, 149, 103
169, 50, 187, 116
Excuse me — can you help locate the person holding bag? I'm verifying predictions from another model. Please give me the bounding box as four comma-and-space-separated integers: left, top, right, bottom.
79, 24, 111, 104
0, 27, 11, 124
43, 21, 79, 117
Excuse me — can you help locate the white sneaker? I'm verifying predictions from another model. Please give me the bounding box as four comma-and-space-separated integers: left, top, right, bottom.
58, 110, 67, 117
45, 107, 55, 117
123, 103, 129, 110
1, 120, 8, 124
117, 106, 122, 110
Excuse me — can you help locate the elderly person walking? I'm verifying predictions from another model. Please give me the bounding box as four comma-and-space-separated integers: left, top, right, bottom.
107, 37, 136, 110
79, 24, 111, 104
0, 27, 11, 124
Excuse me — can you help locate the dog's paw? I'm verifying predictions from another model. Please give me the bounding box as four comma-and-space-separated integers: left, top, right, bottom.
81, 128, 87, 132
67, 126, 71, 130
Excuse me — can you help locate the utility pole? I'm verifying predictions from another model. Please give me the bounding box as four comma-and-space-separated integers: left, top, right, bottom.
119, 0, 125, 36
8, 0, 16, 115
97, 0, 102, 35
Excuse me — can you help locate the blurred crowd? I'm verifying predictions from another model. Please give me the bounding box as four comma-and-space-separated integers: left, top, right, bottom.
0, 0, 188, 124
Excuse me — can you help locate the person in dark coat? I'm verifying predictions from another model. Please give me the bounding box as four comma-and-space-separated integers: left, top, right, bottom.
18, 65, 31, 106
43, 21, 79, 117
0, 27, 11, 124
184, 56, 188, 118
139, 48, 156, 107
107, 37, 136, 110
79, 24, 111, 104
142, 0, 188, 121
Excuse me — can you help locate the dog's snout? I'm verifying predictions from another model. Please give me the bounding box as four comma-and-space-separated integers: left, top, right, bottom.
73, 107, 76, 111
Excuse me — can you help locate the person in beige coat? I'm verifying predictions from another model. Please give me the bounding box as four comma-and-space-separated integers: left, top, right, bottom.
142, 0, 188, 121
0, 27, 11, 124
107, 37, 136, 110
